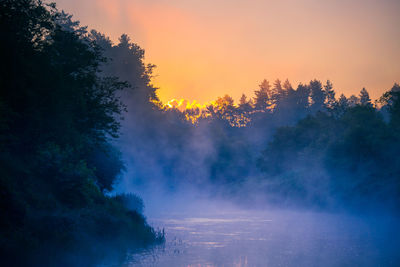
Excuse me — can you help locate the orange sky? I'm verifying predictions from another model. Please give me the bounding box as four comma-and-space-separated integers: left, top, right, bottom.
55, 0, 400, 103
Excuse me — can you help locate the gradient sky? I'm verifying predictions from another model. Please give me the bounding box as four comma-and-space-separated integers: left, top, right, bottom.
54, 0, 400, 103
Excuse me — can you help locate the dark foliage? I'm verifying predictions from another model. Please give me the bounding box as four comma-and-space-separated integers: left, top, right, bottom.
258, 84, 400, 211
0, 1, 162, 265
1, 1, 398, 265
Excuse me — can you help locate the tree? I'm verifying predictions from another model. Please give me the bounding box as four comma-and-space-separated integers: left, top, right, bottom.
283, 79, 294, 94
206, 94, 238, 126
237, 94, 253, 126
271, 79, 284, 106
295, 83, 310, 111
379, 83, 400, 131
338, 94, 348, 107
239, 94, 248, 106
90, 31, 158, 106
336, 94, 349, 117
274, 79, 297, 116
0, 2, 162, 263
239, 94, 253, 113
348, 95, 360, 107
254, 79, 271, 111
359, 87, 372, 107
324, 80, 337, 111
309, 79, 326, 112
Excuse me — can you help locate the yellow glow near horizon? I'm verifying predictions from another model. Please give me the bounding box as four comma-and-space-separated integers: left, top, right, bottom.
165, 99, 217, 111
54, 0, 400, 103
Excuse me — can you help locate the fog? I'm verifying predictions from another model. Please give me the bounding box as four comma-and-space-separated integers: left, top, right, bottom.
97, 32, 400, 265
3, 2, 399, 266
114, 197, 400, 266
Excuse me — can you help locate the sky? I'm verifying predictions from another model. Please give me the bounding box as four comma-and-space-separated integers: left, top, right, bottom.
54, 0, 400, 103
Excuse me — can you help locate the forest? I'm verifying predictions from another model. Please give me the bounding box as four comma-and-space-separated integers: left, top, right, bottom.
1, 0, 399, 266
0, 1, 163, 266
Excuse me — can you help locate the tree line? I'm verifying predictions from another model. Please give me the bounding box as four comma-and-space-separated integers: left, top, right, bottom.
1, 0, 399, 265
176, 79, 375, 128
82, 15, 399, 214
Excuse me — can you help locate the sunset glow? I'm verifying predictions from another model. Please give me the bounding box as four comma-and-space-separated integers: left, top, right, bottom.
54, 0, 400, 103
3, 1, 400, 265
165, 99, 213, 112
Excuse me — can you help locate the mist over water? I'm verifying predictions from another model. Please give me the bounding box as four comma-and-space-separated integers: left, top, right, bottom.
123, 202, 400, 266
110, 77, 400, 265
111, 177, 400, 267
2, 2, 400, 266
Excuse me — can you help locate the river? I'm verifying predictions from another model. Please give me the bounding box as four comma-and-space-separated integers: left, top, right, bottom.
121, 209, 399, 266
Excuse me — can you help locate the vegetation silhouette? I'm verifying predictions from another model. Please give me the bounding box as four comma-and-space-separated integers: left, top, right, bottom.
1, 0, 399, 266
0, 1, 163, 266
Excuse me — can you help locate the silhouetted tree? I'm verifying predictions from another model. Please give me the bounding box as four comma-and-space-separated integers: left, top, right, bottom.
335, 94, 349, 117
309, 79, 326, 112
295, 83, 311, 112
324, 80, 337, 111
254, 79, 271, 111
237, 94, 253, 126
348, 95, 360, 107
271, 79, 284, 106
379, 83, 400, 131
283, 79, 293, 91
239, 94, 247, 106
359, 87, 372, 107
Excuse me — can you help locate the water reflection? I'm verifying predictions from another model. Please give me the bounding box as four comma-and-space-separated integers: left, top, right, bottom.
125, 210, 400, 266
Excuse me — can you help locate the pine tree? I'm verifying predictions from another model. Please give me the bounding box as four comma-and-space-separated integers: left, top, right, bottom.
338, 94, 348, 108
254, 79, 271, 111
239, 93, 252, 112
271, 79, 284, 106
283, 79, 294, 92
309, 79, 326, 112
295, 83, 311, 110
239, 94, 248, 106
324, 80, 336, 110
348, 95, 360, 107
237, 94, 252, 126
334, 94, 349, 116
359, 87, 372, 107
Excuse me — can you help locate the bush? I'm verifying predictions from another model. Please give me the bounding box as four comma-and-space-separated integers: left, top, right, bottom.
113, 193, 144, 214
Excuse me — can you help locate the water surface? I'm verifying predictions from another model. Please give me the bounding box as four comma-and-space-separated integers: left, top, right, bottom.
125, 210, 399, 266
